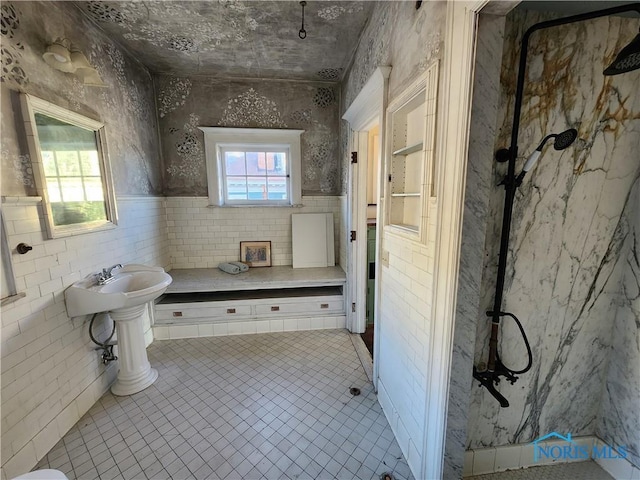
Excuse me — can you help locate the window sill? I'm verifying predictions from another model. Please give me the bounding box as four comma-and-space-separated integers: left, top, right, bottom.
1, 292, 26, 307
206, 204, 304, 208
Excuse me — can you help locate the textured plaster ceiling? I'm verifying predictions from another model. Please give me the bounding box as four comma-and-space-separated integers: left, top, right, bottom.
76, 0, 376, 81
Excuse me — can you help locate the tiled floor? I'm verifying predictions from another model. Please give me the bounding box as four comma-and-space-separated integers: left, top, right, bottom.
36, 330, 413, 480
466, 461, 614, 479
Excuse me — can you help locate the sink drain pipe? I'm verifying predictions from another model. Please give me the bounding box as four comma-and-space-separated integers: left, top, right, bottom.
89, 313, 118, 364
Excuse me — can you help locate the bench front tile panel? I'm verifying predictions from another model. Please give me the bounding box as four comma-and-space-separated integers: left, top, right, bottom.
154, 266, 347, 339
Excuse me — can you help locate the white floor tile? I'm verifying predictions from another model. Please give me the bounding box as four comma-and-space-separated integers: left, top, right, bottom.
35, 330, 413, 480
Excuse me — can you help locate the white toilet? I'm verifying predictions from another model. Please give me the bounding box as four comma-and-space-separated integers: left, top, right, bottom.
11, 470, 68, 480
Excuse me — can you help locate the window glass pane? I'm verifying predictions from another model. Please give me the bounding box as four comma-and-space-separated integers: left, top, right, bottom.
79, 151, 101, 176
42, 151, 57, 176
51, 201, 107, 226
46, 179, 62, 202
267, 177, 288, 200
246, 152, 265, 175
267, 152, 287, 175
226, 177, 247, 200
56, 151, 81, 176
247, 176, 267, 200
84, 178, 105, 201
60, 177, 85, 202
225, 151, 245, 175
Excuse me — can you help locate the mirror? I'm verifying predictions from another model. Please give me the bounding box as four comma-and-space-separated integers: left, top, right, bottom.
20, 94, 117, 238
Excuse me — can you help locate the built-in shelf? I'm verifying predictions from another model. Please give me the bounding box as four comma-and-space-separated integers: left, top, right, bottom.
391, 193, 420, 197
385, 61, 439, 243
393, 142, 423, 156
386, 76, 427, 234
393, 224, 419, 233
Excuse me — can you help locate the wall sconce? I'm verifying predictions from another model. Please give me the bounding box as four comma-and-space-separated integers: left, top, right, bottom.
42, 38, 106, 87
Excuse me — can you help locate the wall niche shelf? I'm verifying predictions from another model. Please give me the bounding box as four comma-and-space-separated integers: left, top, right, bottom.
393, 142, 423, 156
384, 61, 439, 243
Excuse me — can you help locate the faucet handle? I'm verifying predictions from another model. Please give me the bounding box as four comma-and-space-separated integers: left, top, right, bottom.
106, 264, 123, 275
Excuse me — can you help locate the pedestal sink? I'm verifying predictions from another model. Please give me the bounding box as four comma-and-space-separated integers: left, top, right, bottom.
65, 265, 172, 396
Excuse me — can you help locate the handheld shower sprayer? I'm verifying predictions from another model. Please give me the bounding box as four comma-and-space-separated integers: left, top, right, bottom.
515, 128, 578, 185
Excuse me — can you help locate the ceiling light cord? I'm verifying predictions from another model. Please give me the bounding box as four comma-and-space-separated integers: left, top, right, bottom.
299, 1, 307, 39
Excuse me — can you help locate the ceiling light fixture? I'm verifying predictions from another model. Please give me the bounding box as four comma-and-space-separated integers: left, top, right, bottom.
299, 1, 307, 39
42, 38, 106, 87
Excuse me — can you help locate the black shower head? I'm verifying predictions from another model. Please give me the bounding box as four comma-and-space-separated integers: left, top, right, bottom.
552, 128, 578, 150
604, 30, 640, 75
534, 128, 578, 152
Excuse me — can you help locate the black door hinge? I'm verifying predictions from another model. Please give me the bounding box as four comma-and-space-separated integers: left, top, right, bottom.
351, 152, 358, 164
350, 230, 357, 242
352, 303, 356, 312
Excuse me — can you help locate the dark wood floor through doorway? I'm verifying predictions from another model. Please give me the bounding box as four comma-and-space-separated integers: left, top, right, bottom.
361, 324, 374, 358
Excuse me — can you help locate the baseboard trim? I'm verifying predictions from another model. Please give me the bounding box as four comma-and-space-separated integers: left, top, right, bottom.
152, 315, 347, 340
463, 436, 639, 479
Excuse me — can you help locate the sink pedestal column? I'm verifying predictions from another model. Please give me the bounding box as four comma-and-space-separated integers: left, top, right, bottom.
110, 303, 158, 396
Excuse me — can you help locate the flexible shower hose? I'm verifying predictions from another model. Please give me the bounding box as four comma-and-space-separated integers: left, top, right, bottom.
495, 311, 533, 375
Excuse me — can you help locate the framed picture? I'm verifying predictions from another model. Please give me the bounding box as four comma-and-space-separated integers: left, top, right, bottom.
240, 241, 272, 267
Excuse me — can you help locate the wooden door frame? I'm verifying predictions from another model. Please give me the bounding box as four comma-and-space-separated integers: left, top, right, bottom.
343, 67, 391, 389
420, 1, 490, 478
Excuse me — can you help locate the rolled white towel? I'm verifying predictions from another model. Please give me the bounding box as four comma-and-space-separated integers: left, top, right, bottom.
218, 262, 241, 274
228, 261, 249, 272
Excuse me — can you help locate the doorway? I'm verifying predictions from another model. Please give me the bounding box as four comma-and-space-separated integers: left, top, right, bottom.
361, 125, 380, 357
343, 66, 390, 389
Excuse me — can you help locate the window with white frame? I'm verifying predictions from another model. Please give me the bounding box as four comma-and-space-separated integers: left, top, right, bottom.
200, 127, 304, 207
20, 93, 117, 239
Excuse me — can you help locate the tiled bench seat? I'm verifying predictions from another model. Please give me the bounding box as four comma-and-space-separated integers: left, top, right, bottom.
152, 266, 347, 340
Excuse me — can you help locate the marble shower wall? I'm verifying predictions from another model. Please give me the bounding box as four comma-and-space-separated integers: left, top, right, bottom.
155, 75, 340, 196
467, 7, 640, 464
444, 13, 507, 480
597, 177, 640, 467
0, 2, 162, 196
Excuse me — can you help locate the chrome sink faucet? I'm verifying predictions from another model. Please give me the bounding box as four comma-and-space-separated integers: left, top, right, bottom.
97, 264, 123, 285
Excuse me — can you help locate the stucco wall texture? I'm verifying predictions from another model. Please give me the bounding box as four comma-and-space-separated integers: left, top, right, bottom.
155, 76, 341, 196
1, 1, 162, 197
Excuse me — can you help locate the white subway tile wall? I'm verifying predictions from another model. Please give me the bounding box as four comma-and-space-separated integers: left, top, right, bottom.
1, 196, 169, 479
165, 196, 342, 268
376, 202, 437, 475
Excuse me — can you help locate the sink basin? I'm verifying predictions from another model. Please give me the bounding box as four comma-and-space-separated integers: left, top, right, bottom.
65, 265, 172, 317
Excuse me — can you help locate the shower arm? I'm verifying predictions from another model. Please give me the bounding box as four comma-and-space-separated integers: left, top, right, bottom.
477, 3, 640, 407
